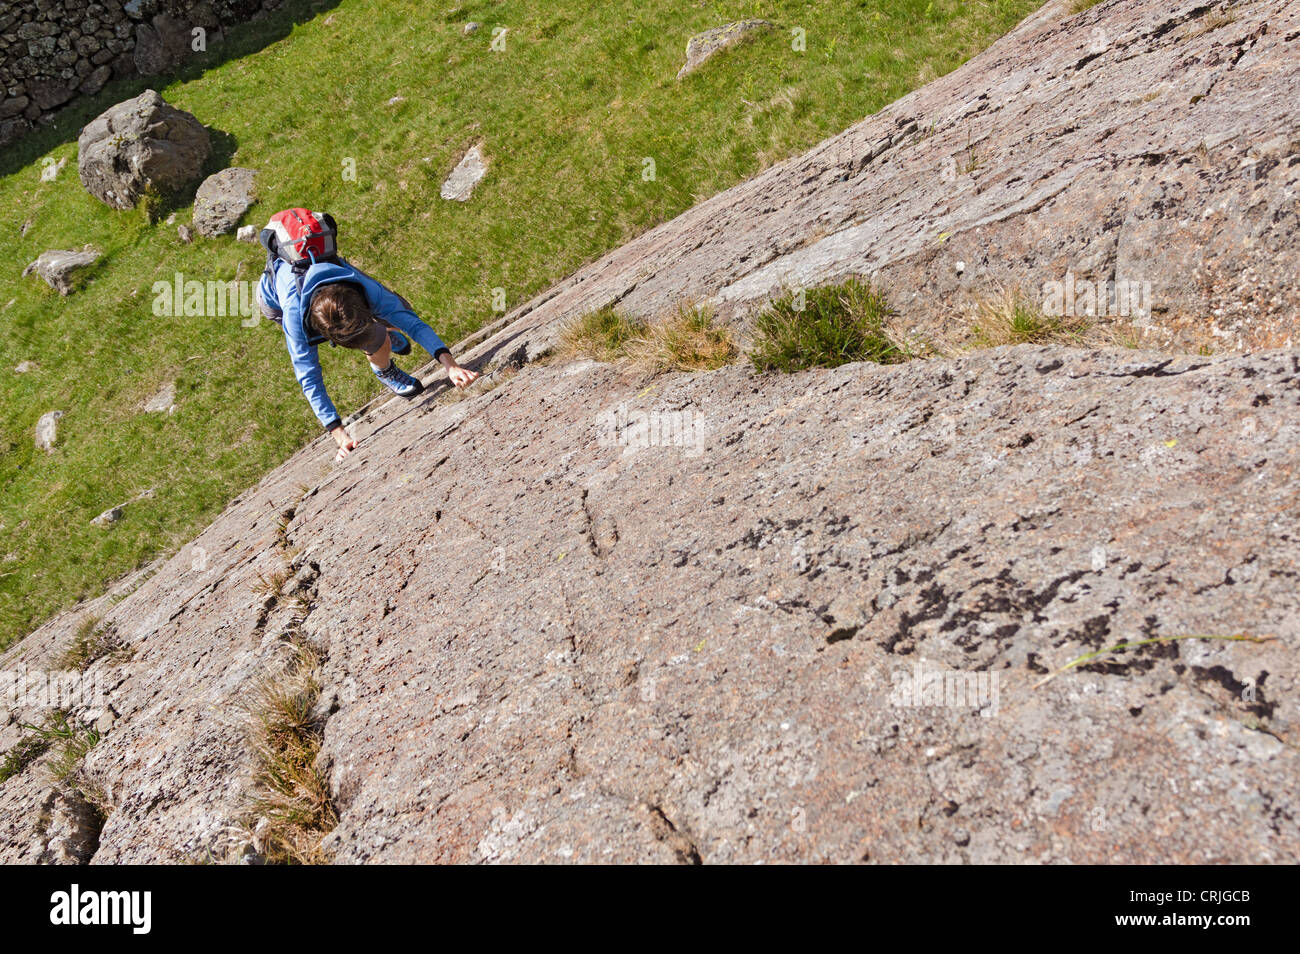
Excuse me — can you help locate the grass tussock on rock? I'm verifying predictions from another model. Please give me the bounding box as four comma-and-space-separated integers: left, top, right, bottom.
559, 304, 738, 372
244, 641, 337, 865
558, 307, 645, 362
625, 304, 738, 372
748, 278, 914, 372
965, 287, 1093, 348
59, 616, 131, 672
0, 710, 100, 784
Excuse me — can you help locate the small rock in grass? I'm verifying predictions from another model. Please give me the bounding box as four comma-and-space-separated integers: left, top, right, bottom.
441, 143, 488, 202
677, 20, 772, 80
78, 90, 210, 210
22, 248, 100, 295
91, 506, 125, 526
35, 410, 63, 452
142, 381, 176, 414
192, 167, 257, 238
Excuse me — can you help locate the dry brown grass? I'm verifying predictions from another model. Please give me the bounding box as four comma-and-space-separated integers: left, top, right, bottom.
625, 304, 738, 372
59, 616, 131, 672
556, 303, 738, 372
556, 306, 645, 363
243, 640, 337, 865
965, 287, 1094, 348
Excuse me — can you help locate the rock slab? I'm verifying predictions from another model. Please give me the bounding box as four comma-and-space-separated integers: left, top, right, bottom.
2, 344, 1298, 864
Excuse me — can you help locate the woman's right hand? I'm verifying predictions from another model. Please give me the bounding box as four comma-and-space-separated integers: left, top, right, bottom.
331, 425, 358, 460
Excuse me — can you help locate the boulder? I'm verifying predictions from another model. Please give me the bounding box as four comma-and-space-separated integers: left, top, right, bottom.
440, 143, 488, 202
235, 224, 257, 243
22, 248, 100, 295
77, 90, 210, 211
677, 20, 771, 79
192, 167, 257, 237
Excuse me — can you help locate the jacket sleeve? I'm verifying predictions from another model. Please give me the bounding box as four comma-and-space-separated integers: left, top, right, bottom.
347, 261, 450, 360
257, 266, 282, 319
278, 269, 342, 430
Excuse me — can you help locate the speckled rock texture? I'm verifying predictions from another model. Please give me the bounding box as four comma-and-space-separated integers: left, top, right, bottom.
676, 20, 772, 79
192, 166, 257, 236
21, 247, 100, 294
77, 89, 210, 209
1, 0, 1297, 864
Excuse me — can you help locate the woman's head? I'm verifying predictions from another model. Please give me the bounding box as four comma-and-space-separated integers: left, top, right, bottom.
308, 283, 388, 352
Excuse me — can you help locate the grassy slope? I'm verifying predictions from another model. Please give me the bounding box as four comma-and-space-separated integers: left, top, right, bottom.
0, 0, 1038, 648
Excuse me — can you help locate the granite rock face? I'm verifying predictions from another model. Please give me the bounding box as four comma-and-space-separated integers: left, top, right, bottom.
1, 0, 1298, 864
1, 345, 1298, 864
77, 89, 210, 210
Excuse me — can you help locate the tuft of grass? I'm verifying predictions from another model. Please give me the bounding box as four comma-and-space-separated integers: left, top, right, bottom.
966, 288, 1091, 348
557, 306, 646, 362
47, 723, 101, 783
244, 640, 337, 865
254, 567, 290, 599
1068, 0, 1106, 14
60, 616, 130, 672
0, 730, 54, 783
748, 278, 910, 373
625, 304, 738, 372
0, 710, 99, 784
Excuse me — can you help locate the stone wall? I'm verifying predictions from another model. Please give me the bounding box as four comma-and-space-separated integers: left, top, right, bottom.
1, 0, 282, 149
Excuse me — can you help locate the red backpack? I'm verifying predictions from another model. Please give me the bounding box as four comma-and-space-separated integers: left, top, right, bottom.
259, 208, 339, 266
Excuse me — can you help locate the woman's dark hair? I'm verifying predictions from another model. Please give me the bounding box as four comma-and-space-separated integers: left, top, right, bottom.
308, 283, 382, 350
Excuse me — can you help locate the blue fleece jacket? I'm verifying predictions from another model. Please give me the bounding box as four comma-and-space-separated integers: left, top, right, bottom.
258, 257, 449, 430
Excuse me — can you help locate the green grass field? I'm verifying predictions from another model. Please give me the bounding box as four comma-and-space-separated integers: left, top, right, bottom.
0, 0, 1038, 649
